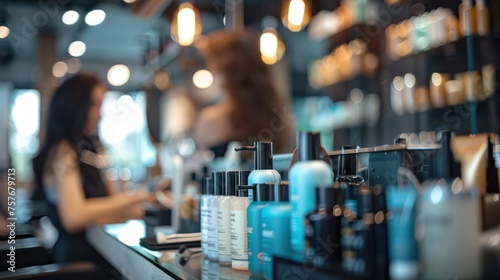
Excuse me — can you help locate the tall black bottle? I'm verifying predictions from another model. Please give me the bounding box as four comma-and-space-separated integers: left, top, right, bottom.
304, 183, 344, 268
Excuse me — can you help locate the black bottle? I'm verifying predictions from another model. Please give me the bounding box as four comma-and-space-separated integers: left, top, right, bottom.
304, 183, 344, 268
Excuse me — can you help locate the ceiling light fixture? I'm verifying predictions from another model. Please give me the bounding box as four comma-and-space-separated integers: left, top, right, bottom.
68, 41, 86, 57
0, 25, 9, 39
260, 28, 286, 65
62, 10, 79, 25
192, 69, 213, 89
85, 9, 106, 26
282, 0, 311, 32
171, 2, 202, 46
107, 64, 131, 86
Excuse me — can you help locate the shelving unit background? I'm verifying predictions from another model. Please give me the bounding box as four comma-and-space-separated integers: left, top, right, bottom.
308, 0, 500, 150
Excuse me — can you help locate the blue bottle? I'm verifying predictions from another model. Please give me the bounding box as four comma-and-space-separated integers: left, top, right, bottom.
247, 183, 273, 276
289, 132, 333, 259
235, 142, 281, 203
261, 182, 293, 280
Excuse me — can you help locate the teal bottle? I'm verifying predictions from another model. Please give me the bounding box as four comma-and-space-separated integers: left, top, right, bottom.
289, 132, 333, 259
247, 183, 273, 276
262, 182, 293, 280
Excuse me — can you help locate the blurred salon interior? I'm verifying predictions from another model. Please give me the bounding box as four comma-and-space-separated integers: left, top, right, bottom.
0, 0, 500, 279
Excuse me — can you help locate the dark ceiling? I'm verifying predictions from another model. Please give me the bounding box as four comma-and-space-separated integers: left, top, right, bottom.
0, 0, 333, 90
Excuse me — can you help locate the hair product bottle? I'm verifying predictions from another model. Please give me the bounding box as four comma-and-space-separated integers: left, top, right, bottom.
289, 132, 334, 260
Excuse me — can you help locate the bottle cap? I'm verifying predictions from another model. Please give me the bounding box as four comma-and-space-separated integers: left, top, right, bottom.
274, 181, 289, 202
254, 183, 273, 202
202, 177, 212, 195
298, 131, 322, 161
235, 141, 273, 170
225, 171, 239, 196
238, 170, 251, 186
237, 185, 253, 197
212, 171, 225, 196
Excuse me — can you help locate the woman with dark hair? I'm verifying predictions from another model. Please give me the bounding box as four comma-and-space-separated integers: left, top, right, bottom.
32, 73, 156, 275
193, 29, 295, 156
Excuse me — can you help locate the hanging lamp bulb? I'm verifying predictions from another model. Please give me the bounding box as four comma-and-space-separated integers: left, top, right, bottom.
171, 2, 202, 46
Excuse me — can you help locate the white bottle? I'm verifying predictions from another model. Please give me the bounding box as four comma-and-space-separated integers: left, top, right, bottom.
231, 186, 251, 271
208, 172, 224, 261
218, 171, 238, 265
200, 177, 212, 256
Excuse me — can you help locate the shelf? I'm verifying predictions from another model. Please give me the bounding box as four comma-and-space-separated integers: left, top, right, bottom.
328, 23, 382, 50
385, 35, 491, 68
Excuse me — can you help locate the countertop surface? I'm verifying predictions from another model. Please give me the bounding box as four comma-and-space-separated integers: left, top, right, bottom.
86, 220, 254, 280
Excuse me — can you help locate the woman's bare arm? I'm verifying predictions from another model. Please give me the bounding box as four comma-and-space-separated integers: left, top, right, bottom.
51, 141, 155, 234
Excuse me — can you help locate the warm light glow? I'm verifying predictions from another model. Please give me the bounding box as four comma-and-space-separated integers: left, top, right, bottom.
192, 69, 213, 89
260, 31, 278, 65
62, 10, 79, 25
288, 0, 305, 27
283, 0, 311, 32
85, 9, 106, 26
67, 58, 81, 74
172, 3, 201, 46
107, 64, 130, 86
52, 61, 68, 78
68, 41, 86, 57
154, 70, 171, 91
0, 26, 10, 39
123, 0, 136, 3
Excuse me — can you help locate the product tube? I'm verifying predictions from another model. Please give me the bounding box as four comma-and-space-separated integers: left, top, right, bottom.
386, 186, 419, 280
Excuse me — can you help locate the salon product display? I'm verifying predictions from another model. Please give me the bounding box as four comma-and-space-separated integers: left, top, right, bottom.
390, 65, 495, 115
310, 39, 379, 88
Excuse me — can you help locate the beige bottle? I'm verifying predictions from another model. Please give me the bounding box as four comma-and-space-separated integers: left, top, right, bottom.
230, 186, 251, 271
459, 0, 477, 36
476, 0, 490, 36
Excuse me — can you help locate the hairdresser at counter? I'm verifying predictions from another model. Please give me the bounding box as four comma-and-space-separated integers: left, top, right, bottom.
30, 73, 162, 279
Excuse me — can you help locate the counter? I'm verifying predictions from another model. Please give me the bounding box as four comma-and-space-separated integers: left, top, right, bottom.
86, 220, 252, 280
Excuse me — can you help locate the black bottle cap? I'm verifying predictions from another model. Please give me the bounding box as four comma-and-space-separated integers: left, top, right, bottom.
338, 145, 358, 176
225, 171, 239, 196
254, 183, 273, 202
237, 185, 253, 197
235, 141, 273, 170
298, 131, 322, 161
202, 177, 212, 195
212, 171, 225, 196
274, 181, 289, 202
190, 172, 197, 181
238, 170, 251, 186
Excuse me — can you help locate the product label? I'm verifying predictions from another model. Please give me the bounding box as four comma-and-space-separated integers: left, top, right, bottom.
207, 205, 218, 254
218, 207, 232, 257
231, 210, 247, 261
200, 200, 208, 252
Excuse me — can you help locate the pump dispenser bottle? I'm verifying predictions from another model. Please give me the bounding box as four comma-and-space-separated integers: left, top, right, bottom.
262, 182, 293, 280
289, 132, 334, 258
207, 172, 224, 261
218, 171, 238, 265
200, 177, 212, 256
235, 142, 281, 203
304, 184, 344, 267
247, 183, 273, 276
231, 185, 252, 271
